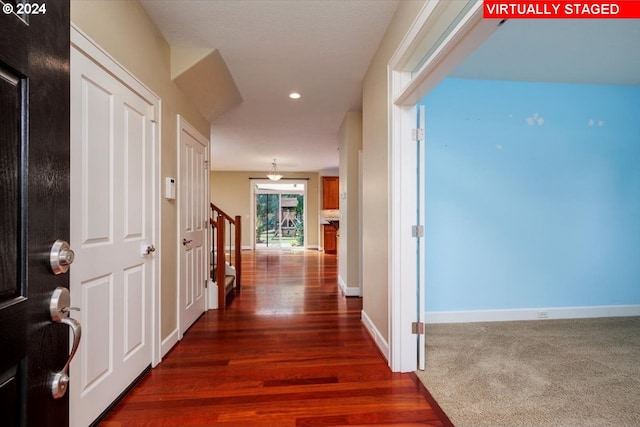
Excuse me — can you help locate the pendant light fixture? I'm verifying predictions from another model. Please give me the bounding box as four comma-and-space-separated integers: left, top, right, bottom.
267, 159, 283, 181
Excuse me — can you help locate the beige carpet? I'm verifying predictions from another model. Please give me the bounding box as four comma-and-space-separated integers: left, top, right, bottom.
416, 317, 640, 427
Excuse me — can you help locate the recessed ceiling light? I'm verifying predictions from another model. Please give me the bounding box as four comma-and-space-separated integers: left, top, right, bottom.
289, 92, 301, 99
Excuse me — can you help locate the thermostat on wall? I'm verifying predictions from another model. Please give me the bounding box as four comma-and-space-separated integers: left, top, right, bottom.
165, 177, 176, 200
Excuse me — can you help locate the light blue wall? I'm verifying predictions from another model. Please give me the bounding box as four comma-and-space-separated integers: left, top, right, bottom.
420, 78, 640, 312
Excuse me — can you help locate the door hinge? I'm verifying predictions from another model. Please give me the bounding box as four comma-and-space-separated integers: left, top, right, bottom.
412, 128, 424, 142
412, 322, 425, 335
411, 225, 424, 238
204, 160, 209, 170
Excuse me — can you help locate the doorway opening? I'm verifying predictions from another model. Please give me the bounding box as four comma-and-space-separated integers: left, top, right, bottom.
253, 181, 306, 250
387, 1, 496, 372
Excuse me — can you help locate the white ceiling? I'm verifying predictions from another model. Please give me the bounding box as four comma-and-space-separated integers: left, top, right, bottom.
139, 0, 400, 172
139, 1, 640, 173
452, 19, 640, 85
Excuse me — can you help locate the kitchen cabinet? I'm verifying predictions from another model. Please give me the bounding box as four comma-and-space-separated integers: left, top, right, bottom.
323, 225, 337, 254
322, 176, 339, 210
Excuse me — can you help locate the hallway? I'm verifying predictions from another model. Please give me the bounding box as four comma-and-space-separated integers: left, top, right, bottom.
100, 250, 451, 426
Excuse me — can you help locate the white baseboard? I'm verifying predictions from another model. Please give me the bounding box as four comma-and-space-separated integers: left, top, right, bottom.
215, 245, 252, 251
248, 245, 318, 250
338, 276, 361, 297
207, 279, 218, 310
361, 309, 389, 362
161, 328, 180, 358
426, 304, 640, 324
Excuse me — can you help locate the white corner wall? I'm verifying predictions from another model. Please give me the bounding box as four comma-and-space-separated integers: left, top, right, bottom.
338, 112, 363, 297
361, 0, 426, 352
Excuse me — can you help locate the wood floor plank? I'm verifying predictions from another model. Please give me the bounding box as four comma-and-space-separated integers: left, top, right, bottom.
99, 250, 453, 426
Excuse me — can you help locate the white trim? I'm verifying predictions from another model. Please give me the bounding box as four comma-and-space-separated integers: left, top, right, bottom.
338, 276, 361, 297
417, 105, 426, 371
362, 310, 389, 362
388, 97, 417, 373
161, 328, 180, 358
395, 2, 500, 106
70, 25, 163, 368
219, 245, 246, 251
70, 25, 160, 108
426, 305, 640, 324
249, 181, 255, 249
358, 150, 364, 299
391, 2, 439, 72
217, 245, 253, 252
153, 104, 162, 367
249, 178, 308, 251
387, 0, 500, 373
207, 279, 218, 310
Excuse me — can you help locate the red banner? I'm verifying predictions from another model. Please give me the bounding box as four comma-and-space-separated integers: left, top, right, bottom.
484, 1, 640, 18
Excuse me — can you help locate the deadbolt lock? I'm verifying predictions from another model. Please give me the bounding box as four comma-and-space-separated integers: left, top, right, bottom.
50, 240, 75, 275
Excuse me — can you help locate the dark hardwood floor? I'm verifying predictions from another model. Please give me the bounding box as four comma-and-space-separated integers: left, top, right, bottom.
100, 250, 452, 426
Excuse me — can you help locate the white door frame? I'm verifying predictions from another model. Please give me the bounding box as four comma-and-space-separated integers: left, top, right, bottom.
70, 25, 162, 368
249, 179, 308, 250
387, 0, 499, 372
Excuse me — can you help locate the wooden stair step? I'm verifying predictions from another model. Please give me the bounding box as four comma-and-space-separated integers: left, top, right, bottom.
224, 275, 235, 295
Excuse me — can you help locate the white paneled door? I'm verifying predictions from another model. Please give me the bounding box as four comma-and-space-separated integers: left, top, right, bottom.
178, 117, 208, 336
70, 43, 157, 427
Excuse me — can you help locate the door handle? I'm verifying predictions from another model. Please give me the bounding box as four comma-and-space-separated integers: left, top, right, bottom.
182, 238, 192, 246
49, 287, 82, 399
142, 244, 156, 256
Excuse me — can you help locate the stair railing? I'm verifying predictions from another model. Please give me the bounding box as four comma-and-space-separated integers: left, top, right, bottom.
210, 203, 242, 309
209, 214, 227, 308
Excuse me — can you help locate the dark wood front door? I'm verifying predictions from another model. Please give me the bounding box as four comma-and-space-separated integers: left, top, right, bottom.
0, 1, 70, 426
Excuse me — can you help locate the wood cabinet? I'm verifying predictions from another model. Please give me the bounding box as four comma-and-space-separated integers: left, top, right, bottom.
323, 225, 337, 254
322, 176, 339, 210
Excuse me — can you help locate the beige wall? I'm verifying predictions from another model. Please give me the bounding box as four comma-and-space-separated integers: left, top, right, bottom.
210, 171, 320, 249
338, 112, 362, 292
361, 1, 425, 344
71, 0, 211, 340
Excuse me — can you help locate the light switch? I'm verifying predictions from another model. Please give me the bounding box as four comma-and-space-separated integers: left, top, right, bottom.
165, 177, 176, 200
